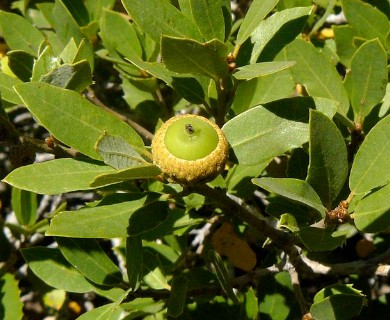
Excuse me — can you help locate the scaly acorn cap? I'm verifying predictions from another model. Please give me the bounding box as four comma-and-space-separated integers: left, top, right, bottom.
152, 114, 229, 184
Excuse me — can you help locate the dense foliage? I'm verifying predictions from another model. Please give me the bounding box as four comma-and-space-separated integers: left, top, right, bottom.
1, 0, 390, 319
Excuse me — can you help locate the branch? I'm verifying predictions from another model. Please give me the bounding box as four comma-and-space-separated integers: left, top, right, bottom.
85, 88, 154, 144
190, 184, 390, 279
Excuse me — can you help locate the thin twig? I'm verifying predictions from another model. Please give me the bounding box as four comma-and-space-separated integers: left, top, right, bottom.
85, 88, 154, 144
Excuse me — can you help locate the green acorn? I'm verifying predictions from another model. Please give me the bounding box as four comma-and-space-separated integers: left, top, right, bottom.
152, 114, 229, 184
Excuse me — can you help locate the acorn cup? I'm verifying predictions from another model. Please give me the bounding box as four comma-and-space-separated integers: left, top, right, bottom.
151, 114, 229, 184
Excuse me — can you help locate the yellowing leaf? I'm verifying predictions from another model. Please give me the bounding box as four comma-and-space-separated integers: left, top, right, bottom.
212, 222, 256, 272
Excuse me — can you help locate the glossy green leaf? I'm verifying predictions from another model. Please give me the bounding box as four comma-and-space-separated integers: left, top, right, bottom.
0, 73, 23, 104
344, 39, 387, 121
0, 10, 45, 56
349, 115, 390, 195
142, 250, 170, 290
167, 275, 188, 318
11, 187, 38, 226
223, 104, 309, 165
90, 164, 161, 188
0, 273, 23, 320
14, 82, 145, 160
188, 0, 225, 41
126, 236, 143, 291
231, 69, 295, 114
128, 201, 168, 236
306, 110, 348, 208
46, 194, 162, 238
280, 39, 349, 116
253, 177, 326, 217
233, 61, 296, 80
342, 0, 389, 46
40, 61, 93, 92
250, 6, 312, 62
207, 250, 239, 304
7, 50, 34, 82
299, 227, 347, 251
77, 303, 123, 320
311, 283, 365, 320
122, 0, 202, 43
56, 237, 122, 286
3, 158, 115, 195
353, 183, 390, 233
95, 133, 147, 170
236, 0, 279, 45
21, 247, 95, 293
161, 36, 228, 81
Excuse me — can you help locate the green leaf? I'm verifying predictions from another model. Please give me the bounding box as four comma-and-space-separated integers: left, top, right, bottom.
40, 61, 93, 92
223, 104, 309, 165
90, 164, 161, 188
47, 0, 94, 68
0, 273, 24, 320
161, 36, 228, 81
258, 272, 293, 320
122, 0, 202, 43
236, 0, 279, 46
311, 283, 365, 320
188, 0, 226, 41
95, 133, 147, 170
353, 183, 390, 233
99, 9, 142, 63
333, 25, 359, 68
243, 287, 259, 320
233, 61, 296, 80
85, 0, 116, 21
14, 82, 145, 160
250, 6, 312, 63
167, 275, 188, 318
225, 162, 269, 198
298, 227, 347, 251
253, 177, 326, 217
21, 247, 95, 293
128, 201, 168, 236
280, 39, 349, 116
7, 50, 34, 82
142, 250, 170, 290
56, 237, 122, 286
3, 158, 115, 195
342, 0, 389, 46
31, 46, 58, 82
76, 303, 123, 320
126, 236, 143, 291
306, 110, 348, 208
0, 73, 23, 104
11, 187, 38, 226
207, 250, 239, 304
349, 115, 390, 195
344, 39, 387, 122
231, 69, 295, 114
45, 194, 162, 238
0, 10, 45, 56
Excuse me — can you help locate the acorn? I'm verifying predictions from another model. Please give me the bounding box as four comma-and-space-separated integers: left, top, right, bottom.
151, 114, 229, 184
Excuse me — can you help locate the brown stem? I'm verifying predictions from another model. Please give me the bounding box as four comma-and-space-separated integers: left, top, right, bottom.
85, 88, 154, 144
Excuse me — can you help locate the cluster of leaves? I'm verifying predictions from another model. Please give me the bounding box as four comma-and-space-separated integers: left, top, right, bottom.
0, 0, 390, 319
